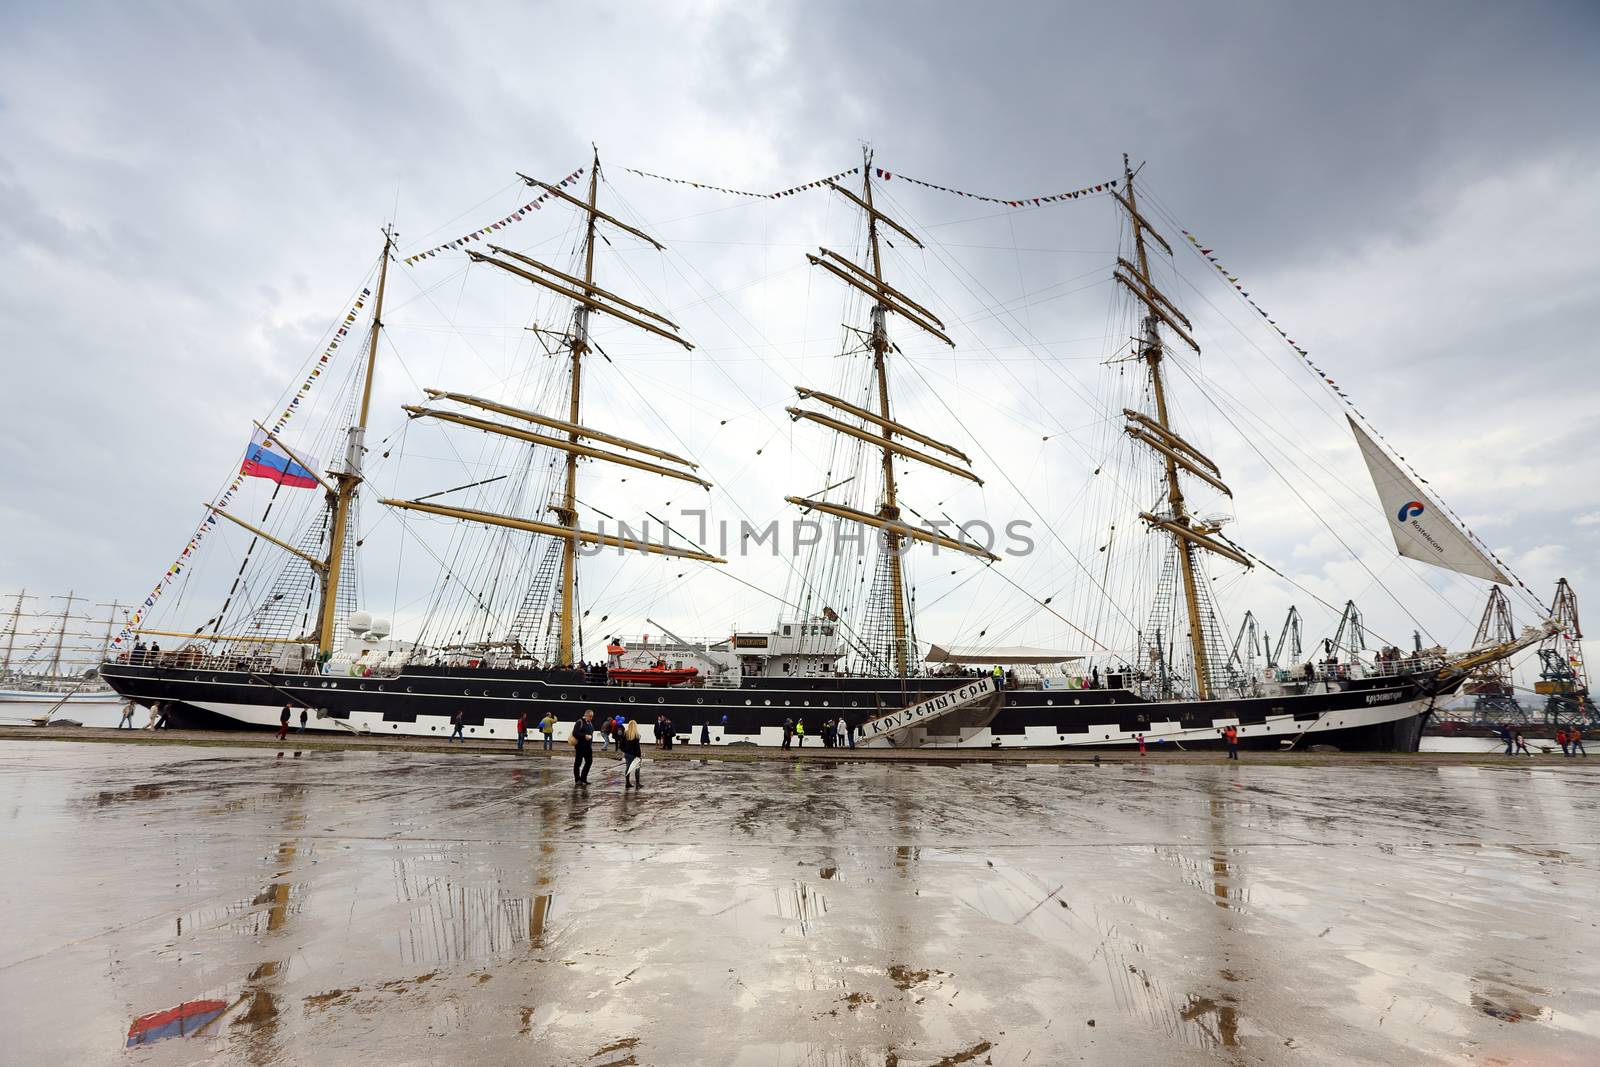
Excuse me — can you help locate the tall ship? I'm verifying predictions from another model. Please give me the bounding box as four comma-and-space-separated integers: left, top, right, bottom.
0, 591, 123, 723
100, 152, 1555, 749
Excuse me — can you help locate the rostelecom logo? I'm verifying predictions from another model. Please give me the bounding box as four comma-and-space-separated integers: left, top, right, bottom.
1396, 500, 1426, 522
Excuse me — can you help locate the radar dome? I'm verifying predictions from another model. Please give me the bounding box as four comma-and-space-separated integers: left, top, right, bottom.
347, 611, 373, 635
368, 618, 392, 639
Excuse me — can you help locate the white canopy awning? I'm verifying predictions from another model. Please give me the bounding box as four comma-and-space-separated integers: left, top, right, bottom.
925, 644, 1083, 665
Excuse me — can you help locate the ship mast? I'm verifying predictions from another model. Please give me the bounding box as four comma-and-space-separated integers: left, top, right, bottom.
862, 161, 909, 676
1115, 155, 1248, 698
788, 149, 994, 678
556, 156, 602, 667
48, 590, 81, 677
2, 590, 28, 677
315, 225, 395, 653
385, 152, 720, 667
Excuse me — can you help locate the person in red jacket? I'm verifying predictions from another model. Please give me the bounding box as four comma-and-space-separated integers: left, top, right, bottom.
276, 705, 290, 741
1224, 725, 1240, 760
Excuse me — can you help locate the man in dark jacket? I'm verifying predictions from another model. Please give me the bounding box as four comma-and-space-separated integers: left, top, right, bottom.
572, 710, 596, 784
277, 706, 291, 741
450, 710, 466, 743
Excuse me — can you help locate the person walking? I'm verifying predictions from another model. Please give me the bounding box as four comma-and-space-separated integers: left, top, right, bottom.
1557, 726, 1570, 756
572, 710, 596, 784
277, 705, 291, 741
662, 715, 674, 750
1224, 725, 1239, 760
700, 722, 710, 746
516, 712, 527, 753
782, 718, 793, 750
795, 719, 806, 748
450, 710, 466, 743
540, 712, 556, 750
118, 701, 137, 729
1497, 724, 1514, 755
621, 719, 644, 789
846, 718, 856, 748
1570, 726, 1586, 756
1514, 730, 1532, 756
298, 708, 309, 734
654, 715, 665, 750
601, 718, 614, 752
1136, 733, 1147, 756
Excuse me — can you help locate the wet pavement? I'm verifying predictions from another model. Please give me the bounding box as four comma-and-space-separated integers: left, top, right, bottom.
1, 741, 1596, 1065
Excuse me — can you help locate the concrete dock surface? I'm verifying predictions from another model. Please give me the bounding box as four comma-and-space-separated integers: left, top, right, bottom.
0, 737, 1595, 1065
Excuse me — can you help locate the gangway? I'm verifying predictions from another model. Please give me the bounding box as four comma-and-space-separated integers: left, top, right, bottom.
856, 676, 1001, 746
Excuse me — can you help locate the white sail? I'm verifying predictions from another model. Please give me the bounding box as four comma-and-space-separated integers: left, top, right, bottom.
1348, 417, 1508, 584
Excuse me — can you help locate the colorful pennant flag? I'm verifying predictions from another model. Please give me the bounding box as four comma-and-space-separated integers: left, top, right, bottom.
620, 165, 862, 200
402, 166, 587, 266
880, 169, 1118, 207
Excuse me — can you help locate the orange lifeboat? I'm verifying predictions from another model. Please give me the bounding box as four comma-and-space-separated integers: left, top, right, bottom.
610, 660, 699, 686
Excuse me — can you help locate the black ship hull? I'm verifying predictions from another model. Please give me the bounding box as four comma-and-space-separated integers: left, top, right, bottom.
101, 662, 1451, 752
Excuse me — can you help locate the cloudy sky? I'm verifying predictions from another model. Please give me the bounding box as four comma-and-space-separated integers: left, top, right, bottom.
1, 1, 1595, 683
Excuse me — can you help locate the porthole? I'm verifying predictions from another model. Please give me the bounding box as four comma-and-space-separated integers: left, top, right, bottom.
657, 696, 664, 704
392, 723, 398, 730
360, 684, 368, 692
430, 725, 437, 731
560, 692, 569, 700
629, 695, 636, 703
696, 698, 704, 705
851, 701, 858, 708
1047, 699, 1054, 707
1073, 699, 1080, 706
463, 690, 470, 696
764, 700, 771, 706
745, 699, 752, 706
512, 691, 520, 698
802, 700, 809, 707
1104, 734, 1111, 740
406, 686, 413, 693
822, 700, 829, 707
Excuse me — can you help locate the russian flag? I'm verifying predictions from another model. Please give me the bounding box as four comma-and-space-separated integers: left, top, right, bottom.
241, 429, 320, 489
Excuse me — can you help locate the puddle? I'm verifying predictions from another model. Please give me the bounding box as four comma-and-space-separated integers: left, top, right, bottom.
126, 998, 227, 1046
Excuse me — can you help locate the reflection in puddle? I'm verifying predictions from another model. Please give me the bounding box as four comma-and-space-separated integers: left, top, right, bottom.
126, 998, 227, 1046
1470, 972, 1551, 1023
775, 881, 828, 936
391, 855, 555, 964
1180, 993, 1240, 1048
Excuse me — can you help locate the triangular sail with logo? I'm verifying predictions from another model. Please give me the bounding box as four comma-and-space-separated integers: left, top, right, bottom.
1348, 417, 1508, 584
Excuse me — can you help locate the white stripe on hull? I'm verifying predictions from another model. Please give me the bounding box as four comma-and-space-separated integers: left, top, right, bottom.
180, 695, 1427, 750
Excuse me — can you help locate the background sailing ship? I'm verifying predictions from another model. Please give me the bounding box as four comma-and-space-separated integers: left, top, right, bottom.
0, 591, 123, 724
97, 149, 1581, 747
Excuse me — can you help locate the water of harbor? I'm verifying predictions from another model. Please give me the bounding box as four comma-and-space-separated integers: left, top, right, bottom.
1, 742, 1595, 1065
